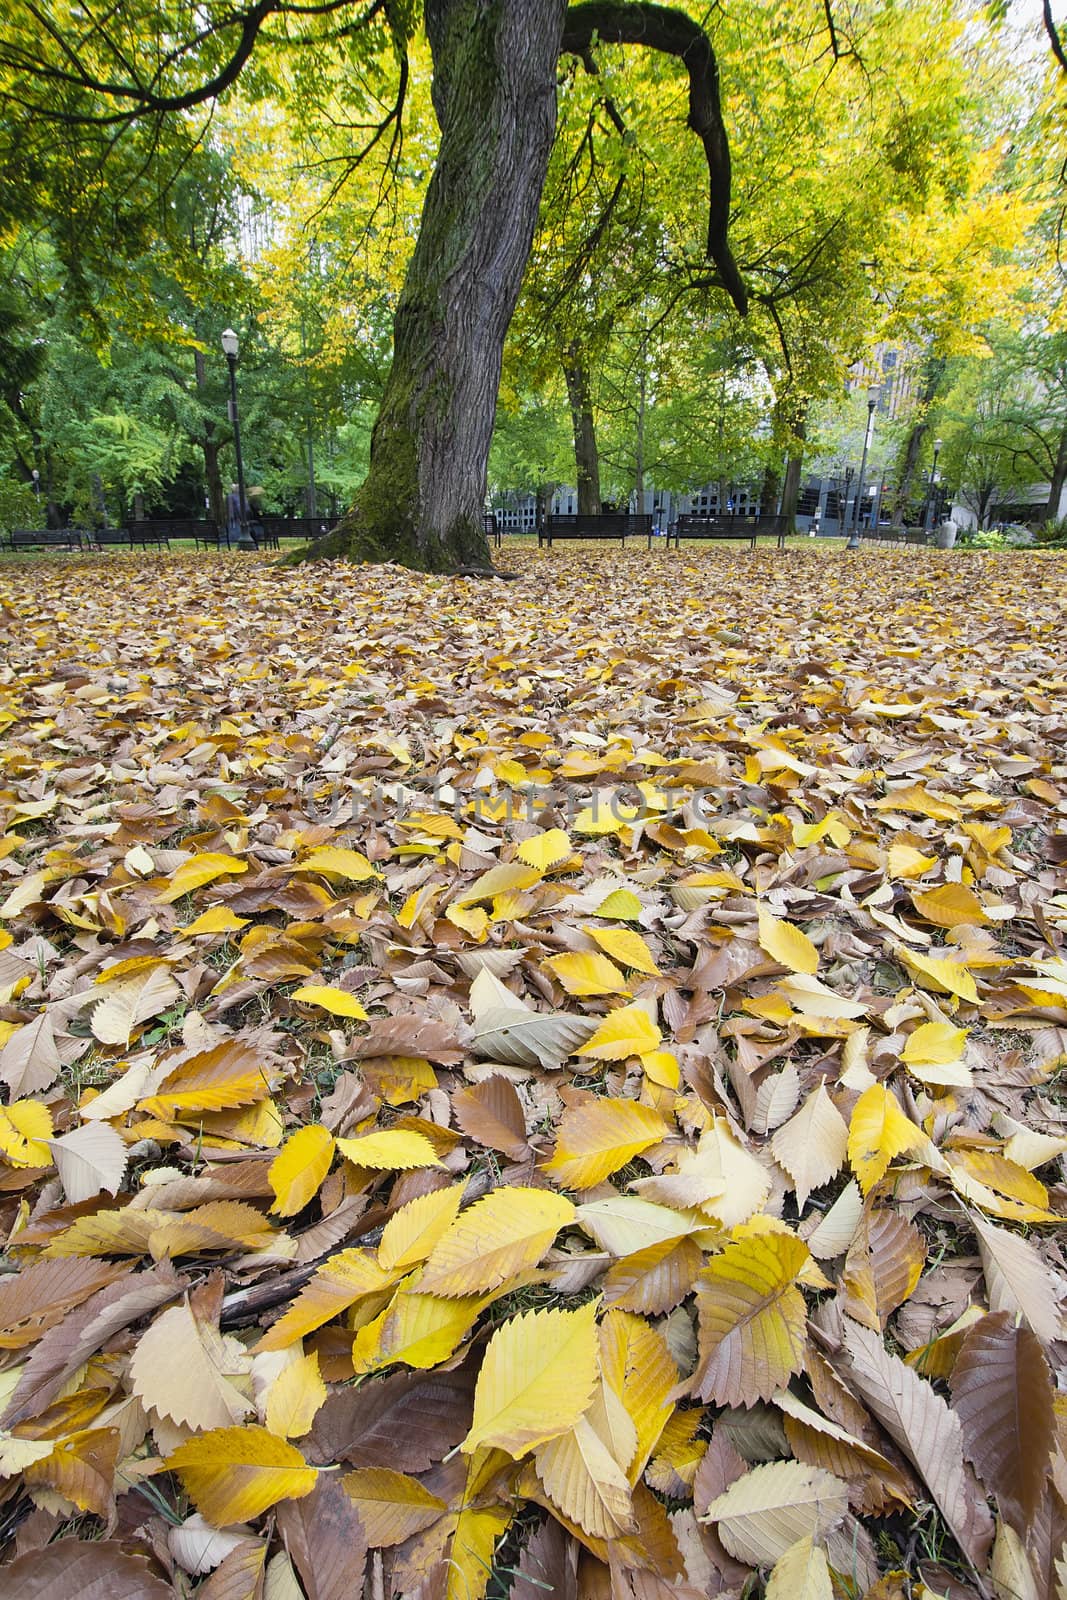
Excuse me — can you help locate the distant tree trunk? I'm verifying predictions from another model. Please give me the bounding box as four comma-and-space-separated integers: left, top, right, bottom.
759, 461, 781, 516
562, 340, 601, 514
310, 0, 567, 573
1043, 416, 1067, 522
779, 409, 808, 528
890, 356, 945, 528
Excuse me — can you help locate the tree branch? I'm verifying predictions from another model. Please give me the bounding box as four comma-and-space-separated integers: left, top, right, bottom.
561, 1, 748, 315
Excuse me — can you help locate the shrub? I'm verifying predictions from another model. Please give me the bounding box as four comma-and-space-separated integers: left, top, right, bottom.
0, 479, 40, 534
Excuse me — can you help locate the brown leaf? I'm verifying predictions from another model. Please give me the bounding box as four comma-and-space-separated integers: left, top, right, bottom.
345, 1016, 466, 1064
512, 1516, 579, 1600
949, 1310, 1054, 1535
839, 1317, 994, 1567
304, 1365, 476, 1470
840, 1206, 925, 1331
195, 1540, 266, 1600
2, 1537, 176, 1599
452, 1074, 531, 1159
3, 1265, 185, 1426
0, 1012, 62, 1097
276, 1474, 368, 1600
0, 1257, 128, 1349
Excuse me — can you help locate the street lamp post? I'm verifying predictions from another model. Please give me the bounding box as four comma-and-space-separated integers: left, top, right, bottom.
923, 437, 943, 534
847, 386, 880, 550
30, 468, 40, 517
220, 328, 250, 548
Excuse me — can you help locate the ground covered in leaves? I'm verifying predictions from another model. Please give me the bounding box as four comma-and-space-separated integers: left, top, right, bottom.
0, 544, 1064, 1600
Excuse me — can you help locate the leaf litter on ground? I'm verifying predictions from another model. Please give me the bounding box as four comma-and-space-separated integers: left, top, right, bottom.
0, 545, 1064, 1598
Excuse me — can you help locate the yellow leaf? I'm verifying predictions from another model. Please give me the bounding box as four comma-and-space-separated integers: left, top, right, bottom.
897, 947, 980, 1003
351, 1280, 491, 1373
290, 984, 369, 1020
444, 1506, 512, 1600
757, 908, 819, 975
264, 1352, 327, 1438
418, 1186, 576, 1296
765, 1535, 833, 1600
340, 1466, 446, 1545
911, 884, 988, 927
155, 851, 248, 902
534, 1413, 635, 1538
297, 846, 378, 881
691, 1233, 810, 1404
167, 1425, 317, 1525
576, 1003, 661, 1060
452, 863, 540, 907
640, 1049, 680, 1089
888, 843, 939, 879
445, 904, 490, 939
901, 1022, 969, 1066
598, 1309, 677, 1483
543, 951, 629, 997
0, 1099, 53, 1168
595, 888, 642, 920
336, 1129, 443, 1171
255, 1248, 400, 1351
543, 1097, 671, 1190
848, 1085, 922, 1195
181, 907, 250, 936
587, 926, 661, 975
462, 1301, 599, 1456
516, 829, 572, 871
269, 1125, 335, 1216
378, 1183, 466, 1272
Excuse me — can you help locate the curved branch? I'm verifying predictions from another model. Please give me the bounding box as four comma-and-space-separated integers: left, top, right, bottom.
562, 1, 747, 315
1044, 0, 1067, 74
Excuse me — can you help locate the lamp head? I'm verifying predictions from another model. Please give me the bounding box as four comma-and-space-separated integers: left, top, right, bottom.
867, 385, 880, 409
934, 437, 943, 452
221, 328, 239, 359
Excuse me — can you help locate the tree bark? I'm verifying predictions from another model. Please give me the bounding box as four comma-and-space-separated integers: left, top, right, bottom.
313, 0, 567, 573
890, 356, 945, 528
1043, 416, 1067, 523
778, 409, 807, 528
562, 339, 601, 513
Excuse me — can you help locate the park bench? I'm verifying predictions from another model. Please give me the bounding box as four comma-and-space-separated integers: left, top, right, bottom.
668, 513, 788, 549
89, 526, 171, 551
539, 512, 653, 547
2, 528, 87, 552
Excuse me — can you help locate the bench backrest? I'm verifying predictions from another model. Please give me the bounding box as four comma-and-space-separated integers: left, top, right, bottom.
545, 513, 653, 533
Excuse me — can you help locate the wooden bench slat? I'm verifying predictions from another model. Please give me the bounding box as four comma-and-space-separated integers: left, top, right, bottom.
540, 513, 653, 547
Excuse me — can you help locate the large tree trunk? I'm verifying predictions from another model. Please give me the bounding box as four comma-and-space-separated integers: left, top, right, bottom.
779, 409, 807, 529
562, 340, 601, 514
316, 0, 567, 572
1044, 416, 1067, 522
890, 356, 945, 528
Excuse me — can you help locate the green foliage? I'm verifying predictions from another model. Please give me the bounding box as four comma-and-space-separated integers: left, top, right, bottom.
0, 479, 39, 534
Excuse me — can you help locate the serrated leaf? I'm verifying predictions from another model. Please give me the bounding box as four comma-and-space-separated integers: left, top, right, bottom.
0, 1098, 53, 1168
847, 1084, 921, 1194
703, 1460, 848, 1566
452, 1075, 530, 1159
130, 1298, 252, 1431
336, 1129, 442, 1170
575, 1003, 662, 1060
351, 1279, 491, 1374
418, 1186, 575, 1296
535, 1413, 635, 1538
167, 1425, 317, 1525
972, 1213, 1064, 1342
765, 1535, 833, 1600
472, 1005, 597, 1069
840, 1317, 994, 1566
911, 883, 988, 927
48, 1121, 127, 1202
543, 1096, 670, 1190
340, 1466, 446, 1545
90, 966, 181, 1045
269, 1125, 335, 1216
691, 1233, 810, 1405
156, 851, 248, 902
290, 984, 368, 1019
901, 1021, 969, 1065
138, 1038, 274, 1120
544, 951, 629, 996
950, 1311, 1054, 1533
595, 888, 642, 920
758, 907, 819, 974
462, 1301, 599, 1456
587, 925, 661, 975
840, 1206, 925, 1331
771, 1084, 848, 1209
378, 1183, 466, 1272
297, 846, 378, 882
265, 1352, 328, 1439
516, 829, 572, 871
255, 1249, 399, 1352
